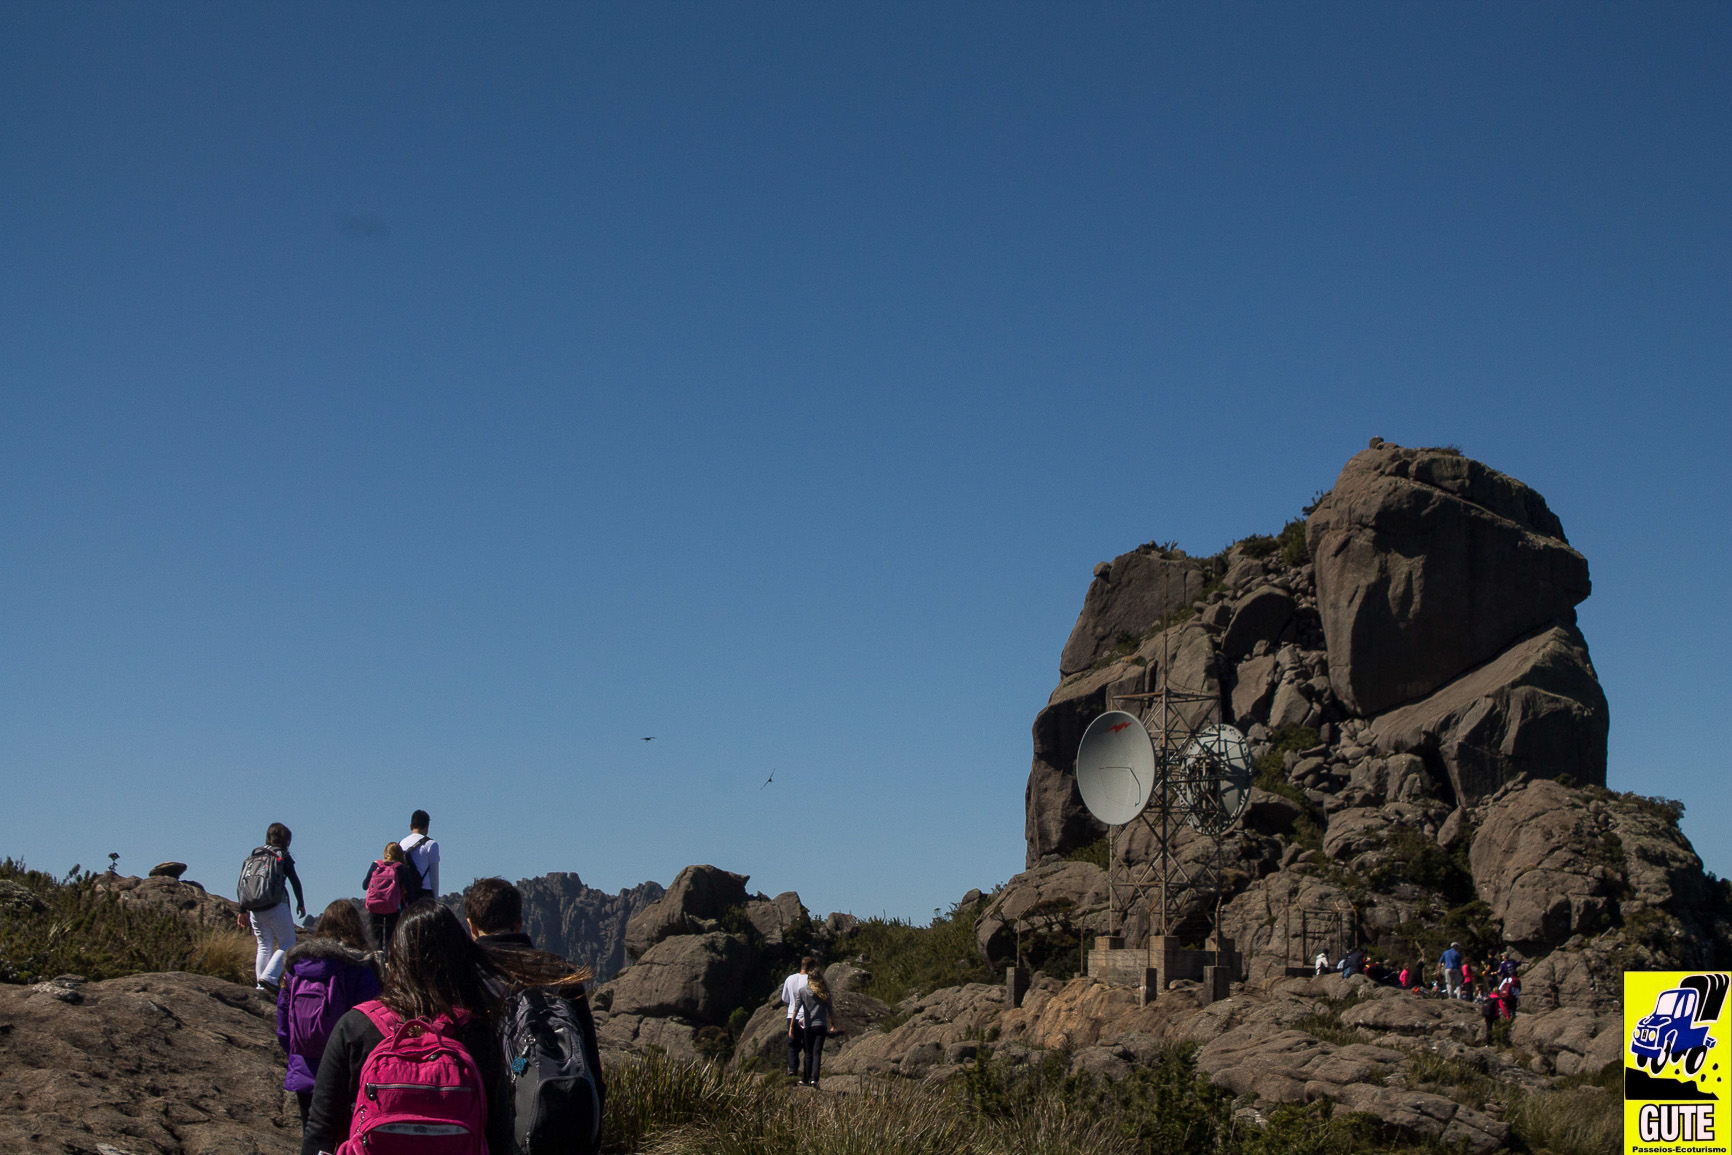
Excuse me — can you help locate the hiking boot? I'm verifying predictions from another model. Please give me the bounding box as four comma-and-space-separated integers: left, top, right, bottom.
256, 980, 280, 998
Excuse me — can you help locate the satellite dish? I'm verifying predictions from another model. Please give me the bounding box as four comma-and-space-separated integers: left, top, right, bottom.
1179, 724, 1253, 833
1075, 711, 1157, 825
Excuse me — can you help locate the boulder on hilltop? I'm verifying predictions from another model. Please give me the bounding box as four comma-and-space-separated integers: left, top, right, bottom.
1059, 549, 1208, 676
624, 864, 751, 962
1306, 443, 1591, 717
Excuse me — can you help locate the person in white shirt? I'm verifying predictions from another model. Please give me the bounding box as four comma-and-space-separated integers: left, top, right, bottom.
779, 956, 814, 1078
1314, 951, 1329, 976
400, 809, 440, 899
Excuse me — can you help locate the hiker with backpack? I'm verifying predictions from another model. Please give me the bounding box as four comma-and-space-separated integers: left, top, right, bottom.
235, 822, 307, 996
400, 809, 440, 899
464, 876, 605, 1154
362, 842, 425, 961
299, 899, 512, 1155
277, 901, 382, 1126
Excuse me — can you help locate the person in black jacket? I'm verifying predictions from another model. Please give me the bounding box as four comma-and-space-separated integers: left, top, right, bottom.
463, 876, 606, 1118
298, 900, 512, 1155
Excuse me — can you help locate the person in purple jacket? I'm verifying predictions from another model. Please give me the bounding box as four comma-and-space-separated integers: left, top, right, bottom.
276, 900, 382, 1127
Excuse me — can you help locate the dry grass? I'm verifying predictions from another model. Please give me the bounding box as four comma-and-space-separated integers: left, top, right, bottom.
188, 927, 256, 984
602, 1053, 1127, 1155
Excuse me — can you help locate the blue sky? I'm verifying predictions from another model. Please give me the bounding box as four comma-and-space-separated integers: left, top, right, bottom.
2, 4, 1727, 922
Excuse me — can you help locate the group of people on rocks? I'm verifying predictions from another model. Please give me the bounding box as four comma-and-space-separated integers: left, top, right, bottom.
235, 812, 439, 995
233, 815, 603, 1155
1312, 940, 1523, 1035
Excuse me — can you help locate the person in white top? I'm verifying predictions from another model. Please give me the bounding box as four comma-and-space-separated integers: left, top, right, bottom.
779, 956, 815, 1078
400, 809, 440, 899
1314, 951, 1329, 976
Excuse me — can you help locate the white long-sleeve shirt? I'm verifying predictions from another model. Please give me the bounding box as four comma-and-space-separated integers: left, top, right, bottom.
780, 972, 810, 1024
401, 831, 440, 897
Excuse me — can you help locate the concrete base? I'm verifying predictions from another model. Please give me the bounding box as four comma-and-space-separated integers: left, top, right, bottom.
1088, 935, 1241, 1004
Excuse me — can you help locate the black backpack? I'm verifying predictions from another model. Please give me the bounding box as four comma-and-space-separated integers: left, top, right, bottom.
235, 846, 288, 912
499, 987, 602, 1155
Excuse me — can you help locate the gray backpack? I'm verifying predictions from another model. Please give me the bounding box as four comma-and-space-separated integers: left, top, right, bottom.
236, 846, 287, 912
499, 987, 602, 1155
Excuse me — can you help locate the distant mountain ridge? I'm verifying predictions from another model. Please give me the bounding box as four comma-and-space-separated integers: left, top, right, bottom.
442, 871, 664, 981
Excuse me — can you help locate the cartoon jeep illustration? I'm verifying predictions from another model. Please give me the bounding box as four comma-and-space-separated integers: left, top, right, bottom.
1632, 974, 1727, 1076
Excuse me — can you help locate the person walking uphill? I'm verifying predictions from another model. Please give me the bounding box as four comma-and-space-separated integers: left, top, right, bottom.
362, 842, 424, 961
465, 877, 606, 1153
299, 900, 512, 1155
236, 822, 307, 996
796, 969, 835, 1088
780, 956, 814, 1078
400, 809, 440, 899
277, 901, 381, 1127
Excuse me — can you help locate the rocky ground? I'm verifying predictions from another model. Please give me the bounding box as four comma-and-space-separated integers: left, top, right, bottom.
0, 972, 297, 1155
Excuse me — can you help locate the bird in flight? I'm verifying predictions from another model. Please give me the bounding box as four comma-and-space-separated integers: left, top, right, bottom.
760, 770, 775, 789
642, 737, 655, 741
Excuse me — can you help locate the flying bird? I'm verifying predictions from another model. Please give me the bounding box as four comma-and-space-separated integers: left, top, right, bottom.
642, 737, 655, 741
760, 770, 775, 789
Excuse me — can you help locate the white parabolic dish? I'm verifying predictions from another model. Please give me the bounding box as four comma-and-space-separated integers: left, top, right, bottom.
1075, 710, 1156, 826
1180, 723, 1253, 831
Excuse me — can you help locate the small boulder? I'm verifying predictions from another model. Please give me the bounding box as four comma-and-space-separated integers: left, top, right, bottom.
622, 865, 751, 961
148, 862, 188, 880
606, 931, 755, 1023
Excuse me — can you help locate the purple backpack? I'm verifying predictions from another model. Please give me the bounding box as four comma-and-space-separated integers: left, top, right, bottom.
339, 1001, 489, 1155
286, 968, 346, 1064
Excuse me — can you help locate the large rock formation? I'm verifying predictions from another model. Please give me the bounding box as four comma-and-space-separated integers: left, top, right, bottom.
0, 971, 298, 1153
623, 864, 751, 961
1026, 441, 1611, 866
1059, 549, 1208, 676
1306, 442, 1591, 717
441, 871, 664, 982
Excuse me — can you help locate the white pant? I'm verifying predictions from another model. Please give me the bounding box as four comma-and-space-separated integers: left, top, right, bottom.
250, 901, 296, 985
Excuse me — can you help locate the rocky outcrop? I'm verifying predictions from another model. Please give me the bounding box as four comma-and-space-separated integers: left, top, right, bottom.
606, 931, 755, 1023
517, 873, 664, 982
0, 971, 297, 1153
975, 860, 1108, 966
623, 865, 751, 962
1307, 443, 1591, 717
1059, 549, 1208, 676
440, 871, 664, 982
95, 873, 241, 931
1369, 624, 1608, 803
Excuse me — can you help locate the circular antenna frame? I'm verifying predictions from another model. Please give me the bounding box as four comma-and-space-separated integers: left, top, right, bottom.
1179, 723, 1253, 834
1075, 710, 1157, 826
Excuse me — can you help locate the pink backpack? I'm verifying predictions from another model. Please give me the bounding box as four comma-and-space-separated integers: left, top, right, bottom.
338, 1001, 488, 1155
365, 862, 404, 914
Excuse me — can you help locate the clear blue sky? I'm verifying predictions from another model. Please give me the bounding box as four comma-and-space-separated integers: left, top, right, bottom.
3, 5, 1727, 922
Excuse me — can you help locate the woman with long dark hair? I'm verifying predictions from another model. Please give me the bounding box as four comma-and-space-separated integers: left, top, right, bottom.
298, 900, 511, 1155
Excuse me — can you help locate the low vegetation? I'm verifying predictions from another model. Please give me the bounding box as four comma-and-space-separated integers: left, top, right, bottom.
0, 859, 251, 985
843, 897, 997, 1006
600, 1045, 1505, 1154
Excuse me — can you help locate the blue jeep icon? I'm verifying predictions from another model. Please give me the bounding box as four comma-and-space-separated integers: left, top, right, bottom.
1632, 986, 1717, 1075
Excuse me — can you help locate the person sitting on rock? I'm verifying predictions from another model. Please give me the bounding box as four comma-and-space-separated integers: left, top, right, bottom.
461, 875, 605, 1120
277, 900, 382, 1127
1314, 950, 1329, 976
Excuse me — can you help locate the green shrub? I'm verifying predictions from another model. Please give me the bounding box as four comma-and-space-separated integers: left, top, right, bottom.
1065, 838, 1109, 869
1238, 534, 1278, 559
1277, 519, 1309, 567
0, 859, 250, 985
1506, 1079, 1620, 1155
844, 897, 996, 1006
